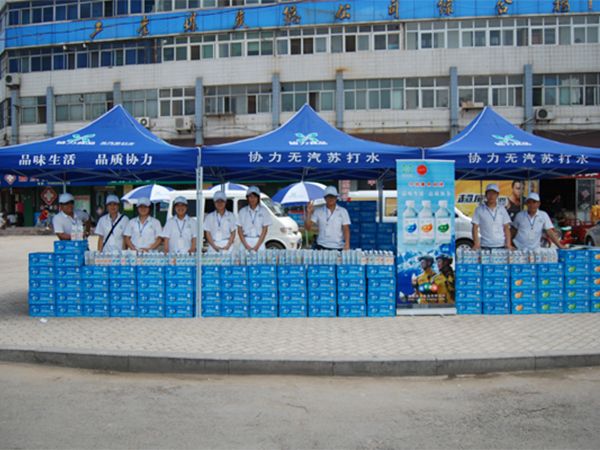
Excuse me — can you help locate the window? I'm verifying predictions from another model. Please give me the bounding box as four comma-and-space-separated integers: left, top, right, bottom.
122, 89, 158, 117
20, 96, 46, 124
159, 87, 195, 116
204, 84, 271, 115
459, 75, 523, 107
281, 81, 335, 112
534, 73, 600, 106
55, 92, 113, 122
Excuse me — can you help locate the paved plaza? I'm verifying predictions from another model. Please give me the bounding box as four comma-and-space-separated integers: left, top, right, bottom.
1, 235, 600, 375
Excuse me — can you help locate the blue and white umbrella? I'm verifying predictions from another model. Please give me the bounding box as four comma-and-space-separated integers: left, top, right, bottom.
272, 182, 326, 206
208, 182, 248, 193
121, 184, 175, 204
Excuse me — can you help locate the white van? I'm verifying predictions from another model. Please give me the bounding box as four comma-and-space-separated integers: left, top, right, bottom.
347, 190, 474, 249
166, 189, 302, 250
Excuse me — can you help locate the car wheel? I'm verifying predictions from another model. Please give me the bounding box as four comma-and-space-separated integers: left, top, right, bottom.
455, 238, 474, 250
586, 237, 595, 247
266, 241, 285, 250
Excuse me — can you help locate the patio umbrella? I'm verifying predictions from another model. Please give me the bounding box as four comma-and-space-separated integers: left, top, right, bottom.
272, 181, 326, 206
208, 182, 248, 193
121, 184, 175, 204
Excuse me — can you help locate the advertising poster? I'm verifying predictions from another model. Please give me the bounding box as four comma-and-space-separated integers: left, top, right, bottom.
396, 160, 455, 308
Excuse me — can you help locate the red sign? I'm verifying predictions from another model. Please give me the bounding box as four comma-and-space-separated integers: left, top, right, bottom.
417, 164, 428, 176
41, 187, 58, 205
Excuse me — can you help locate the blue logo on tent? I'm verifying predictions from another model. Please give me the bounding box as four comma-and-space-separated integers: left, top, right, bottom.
289, 132, 327, 146
57, 133, 96, 146
492, 134, 531, 147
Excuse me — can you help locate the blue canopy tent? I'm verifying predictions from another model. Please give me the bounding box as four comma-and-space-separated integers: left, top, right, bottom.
201, 104, 421, 182
425, 107, 600, 179
0, 105, 198, 184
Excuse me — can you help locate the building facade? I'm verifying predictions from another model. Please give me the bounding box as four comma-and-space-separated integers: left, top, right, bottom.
0, 0, 598, 151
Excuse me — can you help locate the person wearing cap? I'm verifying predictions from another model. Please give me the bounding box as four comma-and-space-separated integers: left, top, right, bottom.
512, 193, 565, 250
161, 196, 197, 253
95, 194, 129, 252
52, 193, 83, 241
411, 255, 436, 304
305, 186, 351, 250
472, 183, 514, 250
237, 186, 272, 251
205, 191, 237, 253
433, 255, 455, 304
123, 197, 162, 252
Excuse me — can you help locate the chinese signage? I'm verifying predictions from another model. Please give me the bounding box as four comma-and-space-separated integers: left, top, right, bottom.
17, 152, 154, 168
396, 160, 455, 308
247, 150, 381, 165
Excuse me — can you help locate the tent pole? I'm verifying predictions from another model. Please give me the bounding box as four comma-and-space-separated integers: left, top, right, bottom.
196, 155, 203, 319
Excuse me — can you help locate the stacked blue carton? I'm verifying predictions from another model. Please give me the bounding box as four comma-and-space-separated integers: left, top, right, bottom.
221, 266, 249, 318
375, 223, 396, 252
455, 264, 483, 314
589, 249, 600, 313
54, 240, 87, 317
482, 263, 511, 315
278, 265, 307, 317
109, 265, 137, 317
308, 265, 337, 317
339, 201, 397, 250
28, 252, 56, 317
510, 264, 538, 314
337, 265, 366, 317
537, 263, 564, 314
200, 265, 221, 317
82, 266, 110, 317
560, 250, 591, 313
137, 266, 165, 318
249, 265, 278, 318
166, 265, 196, 318
366, 264, 396, 317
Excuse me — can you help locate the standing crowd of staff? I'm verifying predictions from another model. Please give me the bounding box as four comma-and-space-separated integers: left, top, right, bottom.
52, 185, 352, 252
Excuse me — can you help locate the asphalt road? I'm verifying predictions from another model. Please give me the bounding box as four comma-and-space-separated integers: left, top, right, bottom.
1, 363, 599, 450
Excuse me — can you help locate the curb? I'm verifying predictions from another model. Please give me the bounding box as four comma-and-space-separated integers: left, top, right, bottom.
1, 348, 600, 376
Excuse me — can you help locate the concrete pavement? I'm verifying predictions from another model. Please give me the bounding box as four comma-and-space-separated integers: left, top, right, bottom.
1, 236, 600, 376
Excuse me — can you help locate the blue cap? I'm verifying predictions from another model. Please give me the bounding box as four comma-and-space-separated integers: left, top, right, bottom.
136, 197, 151, 207
58, 193, 74, 204
173, 196, 188, 206
105, 194, 120, 205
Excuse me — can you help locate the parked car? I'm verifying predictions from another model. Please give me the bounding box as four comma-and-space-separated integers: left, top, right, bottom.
584, 221, 600, 246
166, 189, 302, 250
347, 190, 475, 249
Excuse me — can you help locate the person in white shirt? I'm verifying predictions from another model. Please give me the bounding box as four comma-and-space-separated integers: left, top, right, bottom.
237, 186, 272, 251
472, 183, 514, 250
161, 196, 197, 253
52, 193, 83, 241
205, 191, 237, 253
95, 194, 129, 252
123, 197, 162, 252
305, 186, 351, 250
512, 193, 565, 250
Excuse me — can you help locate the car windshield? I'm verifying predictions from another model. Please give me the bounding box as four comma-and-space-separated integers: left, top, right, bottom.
262, 197, 286, 217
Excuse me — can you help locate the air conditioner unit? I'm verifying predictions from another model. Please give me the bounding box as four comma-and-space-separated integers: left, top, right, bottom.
461, 101, 485, 110
137, 117, 152, 128
535, 108, 554, 121
175, 117, 194, 132
4, 74, 20, 88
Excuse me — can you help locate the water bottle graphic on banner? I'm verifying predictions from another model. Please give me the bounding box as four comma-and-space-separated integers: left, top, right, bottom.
435, 200, 452, 244
418, 200, 435, 245
402, 200, 418, 245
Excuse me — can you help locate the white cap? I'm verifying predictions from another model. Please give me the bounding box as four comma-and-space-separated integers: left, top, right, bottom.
213, 191, 227, 202
485, 183, 500, 193
58, 193, 74, 204
527, 192, 541, 202
173, 196, 188, 206
323, 186, 339, 198
105, 194, 120, 205
246, 186, 261, 197
136, 197, 151, 207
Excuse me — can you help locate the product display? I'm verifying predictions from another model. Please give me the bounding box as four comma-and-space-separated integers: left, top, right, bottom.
29, 242, 397, 319
456, 248, 599, 315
